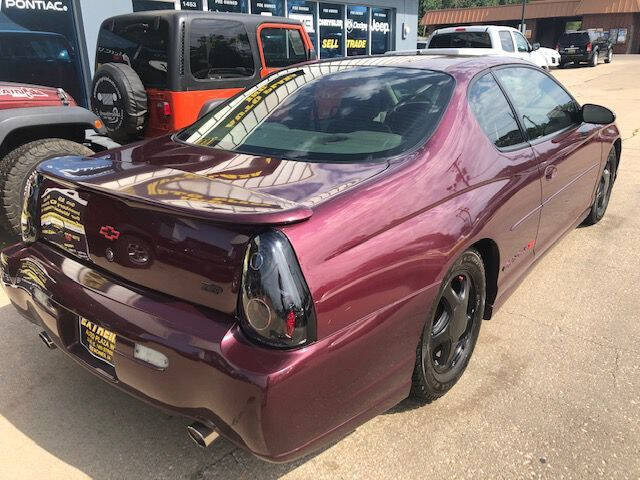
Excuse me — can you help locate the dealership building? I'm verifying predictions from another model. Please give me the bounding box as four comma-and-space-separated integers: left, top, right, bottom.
0, 0, 418, 108
421, 0, 640, 54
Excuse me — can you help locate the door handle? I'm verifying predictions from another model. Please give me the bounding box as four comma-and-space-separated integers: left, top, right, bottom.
544, 165, 558, 180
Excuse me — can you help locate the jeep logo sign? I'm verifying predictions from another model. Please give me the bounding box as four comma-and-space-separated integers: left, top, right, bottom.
3, 0, 68, 11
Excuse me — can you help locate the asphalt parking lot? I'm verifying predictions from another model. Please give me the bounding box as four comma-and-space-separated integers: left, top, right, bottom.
1, 56, 639, 480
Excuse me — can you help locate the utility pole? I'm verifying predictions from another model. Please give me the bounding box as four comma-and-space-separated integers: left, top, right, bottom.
520, 0, 526, 33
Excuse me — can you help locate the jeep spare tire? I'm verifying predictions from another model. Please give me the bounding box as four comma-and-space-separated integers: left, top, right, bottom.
91, 63, 147, 143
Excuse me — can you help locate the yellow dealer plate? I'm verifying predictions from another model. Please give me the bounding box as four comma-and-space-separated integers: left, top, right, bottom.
79, 317, 116, 367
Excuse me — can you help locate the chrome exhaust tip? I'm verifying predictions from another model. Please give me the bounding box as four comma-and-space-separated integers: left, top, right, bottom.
38, 331, 56, 350
187, 422, 219, 448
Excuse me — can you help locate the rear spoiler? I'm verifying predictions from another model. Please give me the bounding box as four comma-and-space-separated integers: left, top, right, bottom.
36, 156, 313, 225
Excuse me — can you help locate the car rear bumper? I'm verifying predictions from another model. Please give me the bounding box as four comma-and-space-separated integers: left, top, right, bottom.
560, 53, 591, 63
1, 242, 412, 462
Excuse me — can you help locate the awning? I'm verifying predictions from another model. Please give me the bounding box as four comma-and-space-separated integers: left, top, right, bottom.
577, 0, 640, 14
421, 0, 640, 26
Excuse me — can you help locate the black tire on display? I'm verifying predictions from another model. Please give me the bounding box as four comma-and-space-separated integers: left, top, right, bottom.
0, 138, 93, 235
91, 63, 148, 143
583, 147, 617, 226
589, 51, 598, 67
410, 249, 486, 403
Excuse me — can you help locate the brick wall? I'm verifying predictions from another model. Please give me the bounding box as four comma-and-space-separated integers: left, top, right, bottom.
581, 13, 639, 54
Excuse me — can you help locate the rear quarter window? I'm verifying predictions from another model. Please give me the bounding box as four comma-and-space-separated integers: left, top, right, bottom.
469, 73, 524, 149
96, 18, 169, 88
189, 19, 254, 79
429, 32, 491, 48
499, 31, 514, 52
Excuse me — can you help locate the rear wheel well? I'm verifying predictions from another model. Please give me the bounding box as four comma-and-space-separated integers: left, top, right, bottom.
470, 239, 500, 319
613, 138, 622, 176
0, 124, 86, 157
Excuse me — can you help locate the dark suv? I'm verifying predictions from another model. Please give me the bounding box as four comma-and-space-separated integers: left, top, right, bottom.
557, 31, 613, 68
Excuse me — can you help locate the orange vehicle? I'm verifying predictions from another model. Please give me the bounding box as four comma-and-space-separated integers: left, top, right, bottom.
92, 11, 315, 143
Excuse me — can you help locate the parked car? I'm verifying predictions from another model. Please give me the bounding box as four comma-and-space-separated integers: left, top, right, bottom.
425, 25, 558, 69
0, 82, 106, 234
92, 10, 315, 143
2, 54, 620, 462
557, 30, 613, 68
0, 30, 85, 106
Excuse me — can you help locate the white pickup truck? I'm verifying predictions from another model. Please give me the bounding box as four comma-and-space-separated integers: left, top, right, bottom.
423, 25, 561, 70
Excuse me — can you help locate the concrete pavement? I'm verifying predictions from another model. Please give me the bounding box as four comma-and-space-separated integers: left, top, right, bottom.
0, 57, 639, 480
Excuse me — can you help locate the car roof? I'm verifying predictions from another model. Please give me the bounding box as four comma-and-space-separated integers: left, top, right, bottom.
433, 25, 516, 34
102, 10, 301, 28
311, 53, 532, 76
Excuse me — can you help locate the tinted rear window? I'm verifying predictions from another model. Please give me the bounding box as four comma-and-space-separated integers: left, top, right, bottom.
558, 32, 590, 46
96, 18, 169, 88
178, 65, 454, 162
189, 19, 254, 79
429, 32, 491, 48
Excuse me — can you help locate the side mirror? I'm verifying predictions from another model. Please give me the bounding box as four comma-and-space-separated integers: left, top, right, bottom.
531, 42, 540, 51
582, 103, 616, 124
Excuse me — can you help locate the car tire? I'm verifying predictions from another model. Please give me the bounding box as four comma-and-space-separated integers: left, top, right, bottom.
0, 138, 93, 235
410, 249, 486, 403
589, 51, 598, 67
558, 61, 566, 69
583, 147, 617, 226
91, 63, 148, 144
605, 49, 613, 64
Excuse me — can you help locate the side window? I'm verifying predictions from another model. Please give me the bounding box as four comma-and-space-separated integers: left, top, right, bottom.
499, 31, 515, 52
189, 19, 254, 80
260, 28, 307, 68
468, 73, 524, 148
513, 32, 529, 53
495, 67, 579, 141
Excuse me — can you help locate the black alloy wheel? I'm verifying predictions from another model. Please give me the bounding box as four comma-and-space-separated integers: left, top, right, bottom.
411, 249, 485, 403
584, 147, 617, 226
430, 274, 476, 376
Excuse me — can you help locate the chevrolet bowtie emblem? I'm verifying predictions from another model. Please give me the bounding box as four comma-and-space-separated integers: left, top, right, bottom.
99, 225, 120, 241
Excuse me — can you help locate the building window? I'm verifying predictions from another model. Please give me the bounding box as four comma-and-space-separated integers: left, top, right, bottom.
132, 0, 175, 11
371, 7, 392, 54
288, 0, 318, 53
346, 5, 369, 56
208, 0, 249, 13
251, 0, 285, 16
319, 3, 344, 58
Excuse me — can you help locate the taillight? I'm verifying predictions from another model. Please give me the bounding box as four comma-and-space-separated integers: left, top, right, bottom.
156, 101, 171, 118
586, 42, 592, 52
555, 44, 559, 51
240, 230, 316, 348
21, 171, 41, 243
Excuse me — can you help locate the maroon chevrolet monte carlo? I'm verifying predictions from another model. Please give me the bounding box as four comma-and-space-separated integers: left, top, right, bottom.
1, 54, 620, 461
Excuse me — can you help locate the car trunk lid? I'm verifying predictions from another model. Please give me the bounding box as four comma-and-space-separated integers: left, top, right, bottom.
33, 141, 388, 312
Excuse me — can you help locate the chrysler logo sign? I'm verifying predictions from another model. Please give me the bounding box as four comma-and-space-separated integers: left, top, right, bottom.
3, 0, 68, 11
